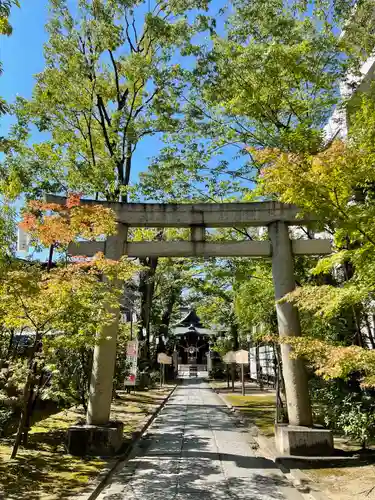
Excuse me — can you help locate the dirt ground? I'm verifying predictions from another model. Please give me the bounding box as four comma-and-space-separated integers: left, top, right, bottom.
306, 462, 375, 499
297, 440, 375, 500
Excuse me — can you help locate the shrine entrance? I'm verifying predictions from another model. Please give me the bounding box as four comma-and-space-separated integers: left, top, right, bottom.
47, 196, 331, 437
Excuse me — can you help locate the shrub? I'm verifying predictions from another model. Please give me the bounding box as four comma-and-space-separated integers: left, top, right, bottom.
210, 366, 226, 380
337, 395, 375, 448
0, 406, 14, 436
310, 378, 375, 448
149, 370, 161, 386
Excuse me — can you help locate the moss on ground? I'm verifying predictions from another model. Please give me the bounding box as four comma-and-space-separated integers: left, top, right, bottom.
224, 394, 276, 436
0, 386, 173, 500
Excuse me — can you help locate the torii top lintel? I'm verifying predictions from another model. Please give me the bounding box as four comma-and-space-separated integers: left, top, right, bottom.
46, 195, 318, 228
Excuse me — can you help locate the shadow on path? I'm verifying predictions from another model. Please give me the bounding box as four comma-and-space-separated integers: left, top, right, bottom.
97, 381, 301, 500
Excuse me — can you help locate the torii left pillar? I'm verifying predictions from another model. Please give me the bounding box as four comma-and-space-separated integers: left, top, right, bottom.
87, 223, 127, 425
66, 224, 127, 456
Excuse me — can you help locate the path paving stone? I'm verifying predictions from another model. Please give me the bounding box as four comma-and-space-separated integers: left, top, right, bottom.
96, 381, 305, 500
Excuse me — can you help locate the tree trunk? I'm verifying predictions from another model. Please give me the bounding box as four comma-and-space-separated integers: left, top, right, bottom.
79, 349, 91, 411
231, 362, 235, 392
353, 307, 364, 347
229, 318, 239, 392
156, 288, 180, 359
11, 332, 41, 459
122, 142, 132, 203
22, 362, 40, 446
274, 343, 287, 423
138, 256, 158, 361
138, 231, 163, 362
47, 244, 54, 272
255, 344, 264, 390
342, 260, 365, 347
11, 373, 33, 458
231, 321, 239, 351
6, 329, 14, 361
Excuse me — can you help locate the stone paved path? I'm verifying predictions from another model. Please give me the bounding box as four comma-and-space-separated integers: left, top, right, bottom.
97, 381, 304, 500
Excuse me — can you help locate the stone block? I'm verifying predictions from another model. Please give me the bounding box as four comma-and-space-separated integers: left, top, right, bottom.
66, 420, 124, 457
275, 424, 333, 456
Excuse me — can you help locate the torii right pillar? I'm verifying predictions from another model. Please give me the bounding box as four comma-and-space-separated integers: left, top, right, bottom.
269, 222, 333, 456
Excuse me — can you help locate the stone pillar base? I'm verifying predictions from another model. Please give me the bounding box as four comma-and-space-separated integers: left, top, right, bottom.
275, 423, 333, 456
66, 421, 124, 457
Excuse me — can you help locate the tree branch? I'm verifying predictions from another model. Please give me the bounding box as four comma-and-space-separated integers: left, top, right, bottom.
108, 49, 121, 106
96, 96, 114, 156
125, 11, 137, 53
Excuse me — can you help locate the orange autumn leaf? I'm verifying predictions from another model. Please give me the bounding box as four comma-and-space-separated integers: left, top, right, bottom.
66, 192, 82, 208
20, 199, 117, 249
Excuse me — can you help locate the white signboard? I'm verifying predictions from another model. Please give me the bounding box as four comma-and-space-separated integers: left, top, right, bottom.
222, 351, 235, 364
249, 348, 257, 379
125, 340, 138, 386
249, 346, 275, 379
235, 350, 249, 365
17, 226, 30, 253
157, 352, 172, 365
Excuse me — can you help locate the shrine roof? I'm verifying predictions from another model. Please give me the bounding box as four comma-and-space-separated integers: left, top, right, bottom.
173, 326, 212, 336
176, 309, 204, 328
171, 308, 215, 336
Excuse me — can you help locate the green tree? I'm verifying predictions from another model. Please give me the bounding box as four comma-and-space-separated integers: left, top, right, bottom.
0, 0, 19, 35
234, 261, 276, 336
149, 257, 191, 355
0, 203, 16, 262
257, 94, 375, 330
187, 257, 240, 357
1, 261, 125, 458
2, 0, 211, 200
0, 0, 20, 117
0, 0, 20, 254
246, 93, 375, 445
1, 0, 213, 364
140, 0, 368, 200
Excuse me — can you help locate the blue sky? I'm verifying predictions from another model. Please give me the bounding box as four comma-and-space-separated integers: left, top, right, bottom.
0, 0, 340, 260
0, 0, 232, 188
1, 1, 49, 260
1, 1, 48, 127
0, 0, 341, 184
0, 0, 170, 184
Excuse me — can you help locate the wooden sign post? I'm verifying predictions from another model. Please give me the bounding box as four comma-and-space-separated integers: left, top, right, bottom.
157, 353, 172, 387
235, 350, 249, 396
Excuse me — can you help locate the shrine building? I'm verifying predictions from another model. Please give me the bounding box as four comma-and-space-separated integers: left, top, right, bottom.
171, 308, 215, 379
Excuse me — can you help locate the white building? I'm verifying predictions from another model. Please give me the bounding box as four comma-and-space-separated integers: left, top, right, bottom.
325, 4, 375, 140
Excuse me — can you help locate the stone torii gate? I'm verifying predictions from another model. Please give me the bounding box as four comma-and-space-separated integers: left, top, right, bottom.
49, 196, 333, 456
